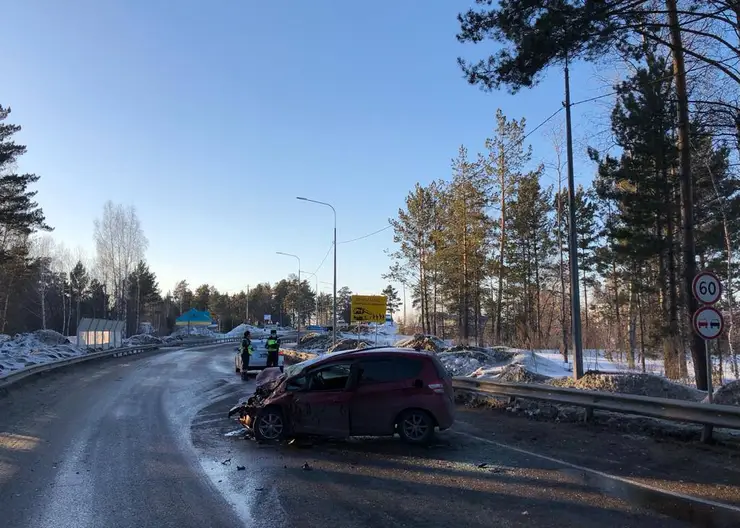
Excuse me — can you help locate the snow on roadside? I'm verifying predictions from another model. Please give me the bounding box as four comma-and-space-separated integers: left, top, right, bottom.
123, 334, 163, 346
438, 347, 571, 380
0, 330, 85, 375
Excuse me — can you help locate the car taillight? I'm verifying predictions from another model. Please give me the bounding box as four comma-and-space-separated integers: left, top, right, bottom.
428, 383, 445, 394
279, 350, 284, 356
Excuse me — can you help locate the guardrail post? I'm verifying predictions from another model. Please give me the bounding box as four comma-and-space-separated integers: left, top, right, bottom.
701, 424, 713, 443
584, 407, 594, 422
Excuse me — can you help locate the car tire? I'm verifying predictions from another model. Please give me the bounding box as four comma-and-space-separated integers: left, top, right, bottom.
253, 407, 286, 443
397, 409, 435, 444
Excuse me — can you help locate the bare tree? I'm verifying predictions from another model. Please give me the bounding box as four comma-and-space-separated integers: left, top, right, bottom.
30, 235, 55, 330
93, 201, 148, 331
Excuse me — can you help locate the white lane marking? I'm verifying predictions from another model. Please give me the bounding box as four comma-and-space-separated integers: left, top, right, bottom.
450, 428, 740, 514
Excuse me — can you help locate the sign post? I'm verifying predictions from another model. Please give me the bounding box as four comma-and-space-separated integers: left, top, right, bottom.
692, 271, 723, 442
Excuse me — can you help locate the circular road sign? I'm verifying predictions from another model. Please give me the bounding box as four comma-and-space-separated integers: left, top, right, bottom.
692, 306, 724, 340
692, 271, 722, 305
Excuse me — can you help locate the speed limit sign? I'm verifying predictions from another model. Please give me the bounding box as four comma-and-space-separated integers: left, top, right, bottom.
692, 271, 722, 305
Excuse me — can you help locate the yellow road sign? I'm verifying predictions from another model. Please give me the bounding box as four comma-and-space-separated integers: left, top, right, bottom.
350, 295, 387, 323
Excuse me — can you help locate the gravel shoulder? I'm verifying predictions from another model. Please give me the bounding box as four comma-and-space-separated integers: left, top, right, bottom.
455, 405, 740, 508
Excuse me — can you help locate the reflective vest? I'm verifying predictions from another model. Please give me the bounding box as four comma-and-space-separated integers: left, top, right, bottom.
240, 341, 254, 355
266, 337, 279, 352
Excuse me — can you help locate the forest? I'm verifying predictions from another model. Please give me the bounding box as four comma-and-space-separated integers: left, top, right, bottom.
388, 0, 740, 387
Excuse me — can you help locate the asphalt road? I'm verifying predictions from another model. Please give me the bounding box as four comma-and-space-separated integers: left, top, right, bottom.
0, 344, 692, 527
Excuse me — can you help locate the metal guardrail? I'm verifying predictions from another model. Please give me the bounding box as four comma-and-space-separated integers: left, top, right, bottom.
453, 377, 740, 432
0, 337, 239, 391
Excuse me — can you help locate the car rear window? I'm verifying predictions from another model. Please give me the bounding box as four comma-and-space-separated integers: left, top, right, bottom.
429, 354, 451, 379
357, 357, 423, 384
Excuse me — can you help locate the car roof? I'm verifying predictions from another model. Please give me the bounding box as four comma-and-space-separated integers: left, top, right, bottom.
313, 347, 434, 364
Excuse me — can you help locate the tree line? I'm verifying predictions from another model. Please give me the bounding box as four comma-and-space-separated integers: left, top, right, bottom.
389, 1, 740, 388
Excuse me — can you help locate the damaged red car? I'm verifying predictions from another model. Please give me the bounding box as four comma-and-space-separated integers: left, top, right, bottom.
228, 347, 455, 444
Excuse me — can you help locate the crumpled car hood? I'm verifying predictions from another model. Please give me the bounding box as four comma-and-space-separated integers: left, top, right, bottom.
228, 367, 286, 418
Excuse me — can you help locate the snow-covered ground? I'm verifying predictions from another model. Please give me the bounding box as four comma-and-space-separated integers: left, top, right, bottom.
437, 345, 740, 398
0, 331, 86, 375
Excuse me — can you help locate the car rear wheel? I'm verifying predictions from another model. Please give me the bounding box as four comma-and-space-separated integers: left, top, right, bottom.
397, 409, 435, 444
253, 407, 286, 443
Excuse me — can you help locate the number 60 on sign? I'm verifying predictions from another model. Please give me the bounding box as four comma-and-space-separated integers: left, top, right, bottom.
692, 271, 722, 305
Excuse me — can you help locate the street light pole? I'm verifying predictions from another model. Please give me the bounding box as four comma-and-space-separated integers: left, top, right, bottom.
276, 252, 301, 334
297, 197, 338, 346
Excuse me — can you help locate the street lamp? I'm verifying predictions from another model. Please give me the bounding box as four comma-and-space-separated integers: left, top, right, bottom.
297, 197, 337, 346
276, 252, 301, 333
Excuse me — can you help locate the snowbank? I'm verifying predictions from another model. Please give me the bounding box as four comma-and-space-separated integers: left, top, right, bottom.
225, 324, 267, 338
549, 371, 705, 401
123, 334, 163, 346
437, 347, 571, 380
171, 326, 218, 338
0, 330, 84, 374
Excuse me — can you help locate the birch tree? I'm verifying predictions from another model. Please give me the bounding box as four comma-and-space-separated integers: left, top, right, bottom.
93, 201, 148, 330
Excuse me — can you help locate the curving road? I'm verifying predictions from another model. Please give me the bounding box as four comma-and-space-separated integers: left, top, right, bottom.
0, 344, 691, 527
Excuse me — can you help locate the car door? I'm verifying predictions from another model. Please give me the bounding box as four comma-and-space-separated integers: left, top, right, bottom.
349, 357, 425, 436
291, 362, 353, 437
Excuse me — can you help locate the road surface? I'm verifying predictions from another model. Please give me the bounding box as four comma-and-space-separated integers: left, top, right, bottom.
0, 344, 692, 527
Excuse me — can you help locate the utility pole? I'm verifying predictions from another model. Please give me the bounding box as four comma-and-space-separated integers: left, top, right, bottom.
246, 284, 250, 324
564, 53, 584, 379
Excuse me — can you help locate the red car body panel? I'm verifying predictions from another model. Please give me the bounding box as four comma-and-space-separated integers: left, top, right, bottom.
258, 348, 455, 438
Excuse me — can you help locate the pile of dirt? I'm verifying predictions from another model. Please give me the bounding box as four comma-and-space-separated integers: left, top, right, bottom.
549, 371, 704, 401
712, 380, 740, 406
32, 330, 71, 346
296, 333, 333, 352
326, 338, 372, 354
394, 334, 445, 352
494, 363, 550, 383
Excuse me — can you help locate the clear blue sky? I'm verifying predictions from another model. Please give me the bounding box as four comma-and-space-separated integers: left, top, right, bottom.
7, 1, 616, 299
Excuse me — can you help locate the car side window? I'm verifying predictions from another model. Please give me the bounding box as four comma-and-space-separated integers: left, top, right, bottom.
358, 357, 424, 385
308, 363, 352, 391
286, 376, 307, 391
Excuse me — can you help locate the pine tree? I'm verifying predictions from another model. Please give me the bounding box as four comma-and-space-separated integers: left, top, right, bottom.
437, 147, 491, 342
389, 184, 439, 334
481, 110, 531, 343
69, 261, 90, 333
507, 168, 555, 347
381, 285, 401, 318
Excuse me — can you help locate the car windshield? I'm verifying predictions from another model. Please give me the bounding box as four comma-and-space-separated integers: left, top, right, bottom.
283, 355, 324, 378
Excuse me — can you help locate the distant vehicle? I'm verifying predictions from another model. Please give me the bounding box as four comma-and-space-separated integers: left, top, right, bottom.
228, 347, 455, 444
234, 339, 284, 375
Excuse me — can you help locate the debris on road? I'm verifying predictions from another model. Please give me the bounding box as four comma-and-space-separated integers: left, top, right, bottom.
221, 458, 231, 465
236, 465, 245, 471
302, 462, 312, 471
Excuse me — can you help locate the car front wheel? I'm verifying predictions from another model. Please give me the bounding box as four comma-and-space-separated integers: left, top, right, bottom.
253, 407, 286, 443
397, 409, 435, 444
